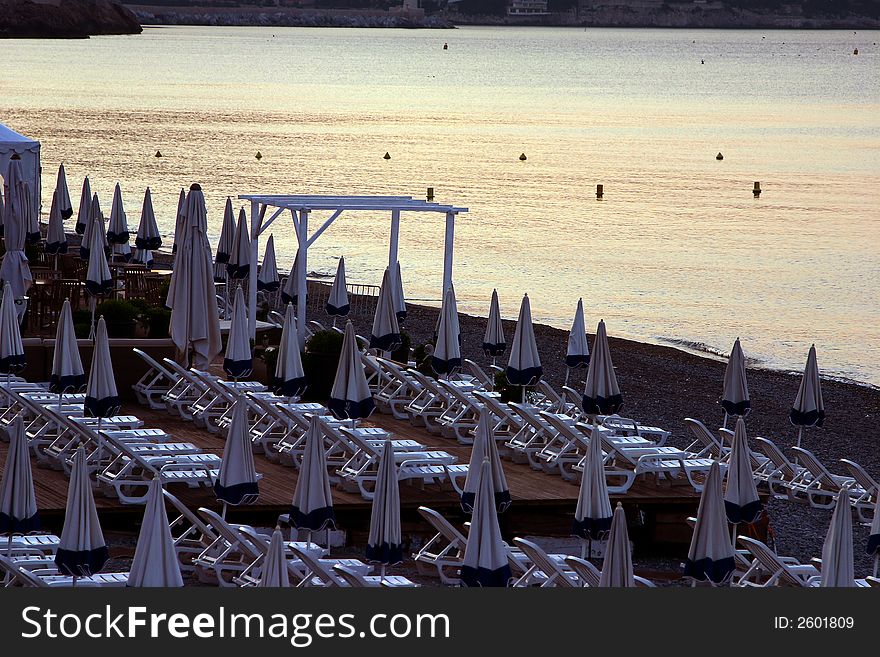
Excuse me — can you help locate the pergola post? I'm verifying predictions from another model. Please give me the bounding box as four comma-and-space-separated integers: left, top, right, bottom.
442, 210, 455, 294
297, 209, 309, 349
389, 209, 400, 270
248, 199, 260, 339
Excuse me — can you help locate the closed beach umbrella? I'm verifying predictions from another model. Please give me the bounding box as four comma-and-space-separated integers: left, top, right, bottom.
392, 261, 406, 323
49, 299, 86, 392
171, 187, 186, 256
273, 303, 307, 398
127, 479, 184, 587
45, 190, 68, 255
75, 176, 91, 235
483, 288, 506, 359
131, 248, 153, 269
506, 294, 542, 386
24, 182, 40, 244
106, 182, 130, 245
84, 214, 113, 296
432, 285, 462, 376
365, 440, 403, 566
214, 399, 259, 506
0, 157, 33, 301
80, 193, 108, 261
370, 268, 401, 352
721, 337, 750, 418
223, 286, 253, 379
573, 424, 613, 542
0, 283, 25, 375
289, 415, 336, 532
55, 447, 109, 576
462, 411, 510, 514
723, 417, 762, 524
227, 208, 250, 280
135, 187, 162, 250
329, 320, 374, 420
257, 234, 279, 292
112, 240, 132, 263
565, 298, 590, 369
215, 197, 235, 268
0, 417, 39, 534
791, 344, 825, 449
599, 503, 635, 588
84, 317, 120, 418
167, 184, 222, 370
820, 489, 855, 587
461, 459, 511, 587
325, 256, 350, 319
0, 185, 5, 236
280, 250, 302, 306
684, 461, 735, 584
55, 163, 73, 220
582, 319, 622, 416
258, 527, 289, 587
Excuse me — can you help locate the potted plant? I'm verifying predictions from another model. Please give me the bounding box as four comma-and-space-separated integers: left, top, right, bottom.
302, 329, 344, 401
96, 299, 139, 338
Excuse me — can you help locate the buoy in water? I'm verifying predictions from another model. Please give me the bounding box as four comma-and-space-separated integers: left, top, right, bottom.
853, 48, 859, 55
753, 181, 761, 197
383, 152, 391, 160
427, 187, 434, 201
443, 42, 448, 50
701, 59, 705, 64
155, 150, 162, 158
596, 184, 604, 199
716, 152, 724, 160
519, 153, 527, 161
255, 151, 263, 160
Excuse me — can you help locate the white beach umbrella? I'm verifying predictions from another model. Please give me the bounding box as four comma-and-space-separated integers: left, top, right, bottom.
273, 303, 307, 398
135, 187, 162, 250
329, 320, 375, 420
23, 182, 40, 245
280, 249, 302, 306
55, 163, 73, 220
0, 283, 25, 376
84, 212, 113, 297
483, 288, 506, 360
462, 411, 510, 514
258, 527, 290, 587
599, 503, 635, 587
370, 267, 401, 352
582, 319, 622, 416
790, 344, 825, 449
106, 182, 130, 245
214, 399, 259, 506
573, 424, 613, 545
127, 478, 184, 587
289, 415, 336, 532
84, 317, 120, 418
366, 440, 403, 568
325, 256, 350, 319
461, 458, 512, 587
0, 156, 33, 301
721, 337, 750, 419
0, 417, 39, 534
215, 197, 236, 268
392, 261, 406, 323
723, 417, 762, 524
565, 297, 590, 373
867, 497, 879, 575
112, 240, 132, 263
80, 192, 108, 261
131, 248, 153, 269
432, 285, 462, 376
171, 187, 186, 256
45, 190, 68, 255
257, 234, 279, 292
820, 489, 855, 587
227, 207, 251, 281
506, 293, 542, 386
55, 447, 109, 576
167, 183, 222, 370
684, 461, 735, 584
223, 285, 253, 379
49, 298, 86, 393
74, 176, 91, 235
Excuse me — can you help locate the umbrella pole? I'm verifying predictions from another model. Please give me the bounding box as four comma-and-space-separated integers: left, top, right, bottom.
307, 530, 312, 552
874, 555, 878, 578
722, 412, 728, 430
564, 368, 570, 387
88, 297, 96, 341
796, 426, 803, 449
221, 502, 228, 520
731, 523, 737, 550
580, 539, 587, 560
521, 386, 526, 404
380, 563, 386, 583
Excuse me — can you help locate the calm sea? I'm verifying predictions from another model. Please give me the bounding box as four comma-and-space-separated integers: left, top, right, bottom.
1, 26, 878, 385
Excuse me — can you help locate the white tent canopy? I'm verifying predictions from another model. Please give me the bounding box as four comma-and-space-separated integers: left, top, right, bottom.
0, 124, 40, 214
238, 194, 468, 346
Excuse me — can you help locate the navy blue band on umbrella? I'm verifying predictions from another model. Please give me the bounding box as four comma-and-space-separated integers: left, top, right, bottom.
461, 564, 512, 588
84, 279, 114, 296
683, 556, 735, 584
280, 292, 301, 306
215, 252, 230, 264
724, 500, 763, 525
867, 534, 880, 556
325, 303, 350, 317
257, 280, 280, 292
366, 542, 403, 565
115, 250, 133, 263
0, 354, 26, 374
431, 356, 461, 377
370, 332, 401, 352
45, 241, 69, 255
75, 221, 86, 235
506, 365, 543, 386
54, 546, 110, 577
482, 342, 506, 357
328, 396, 375, 421
572, 516, 613, 540
395, 310, 407, 323
0, 511, 40, 534
213, 481, 260, 506
62, 208, 73, 220
565, 354, 590, 368
272, 375, 307, 399
223, 358, 253, 379
227, 264, 250, 280
106, 230, 130, 245
790, 408, 825, 428
461, 490, 512, 515
26, 231, 41, 245
84, 395, 121, 418
721, 400, 751, 416
49, 373, 86, 393
135, 236, 162, 251
287, 505, 336, 532
582, 393, 623, 416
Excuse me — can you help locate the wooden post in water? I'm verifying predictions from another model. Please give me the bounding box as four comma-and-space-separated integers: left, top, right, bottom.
753, 182, 761, 197
426, 187, 434, 202
596, 184, 604, 199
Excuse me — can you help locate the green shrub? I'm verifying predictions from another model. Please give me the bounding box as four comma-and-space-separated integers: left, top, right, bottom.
141, 307, 171, 338
389, 330, 412, 364
306, 329, 344, 355
96, 299, 139, 324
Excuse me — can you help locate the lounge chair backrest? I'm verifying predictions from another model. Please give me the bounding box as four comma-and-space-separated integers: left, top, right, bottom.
563, 556, 601, 587
417, 507, 467, 547
790, 447, 837, 487
164, 490, 218, 544
332, 564, 369, 587
289, 546, 344, 587
512, 537, 576, 587
197, 508, 262, 563
133, 348, 176, 381
684, 418, 723, 455
737, 536, 803, 587
754, 438, 798, 478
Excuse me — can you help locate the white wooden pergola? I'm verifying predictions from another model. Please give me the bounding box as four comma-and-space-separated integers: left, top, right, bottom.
238, 194, 469, 346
